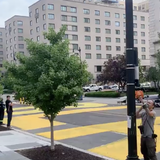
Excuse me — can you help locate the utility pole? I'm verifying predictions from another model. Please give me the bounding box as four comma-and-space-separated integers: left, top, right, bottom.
125, 0, 139, 160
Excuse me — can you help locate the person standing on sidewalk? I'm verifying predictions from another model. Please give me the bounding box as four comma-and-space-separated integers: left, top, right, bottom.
5, 96, 13, 127
0, 98, 5, 125
136, 97, 157, 160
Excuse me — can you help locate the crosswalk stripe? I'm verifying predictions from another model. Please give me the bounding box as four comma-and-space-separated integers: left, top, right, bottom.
4, 114, 65, 130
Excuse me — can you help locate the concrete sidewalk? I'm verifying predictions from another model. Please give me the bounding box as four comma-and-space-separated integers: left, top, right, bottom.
0, 128, 50, 160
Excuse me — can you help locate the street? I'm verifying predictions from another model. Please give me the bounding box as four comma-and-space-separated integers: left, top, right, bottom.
3, 97, 160, 160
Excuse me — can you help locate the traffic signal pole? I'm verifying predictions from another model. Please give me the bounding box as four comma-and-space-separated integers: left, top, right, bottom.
125, 0, 139, 159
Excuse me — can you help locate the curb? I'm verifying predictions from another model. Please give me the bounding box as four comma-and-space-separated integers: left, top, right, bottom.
12, 127, 115, 160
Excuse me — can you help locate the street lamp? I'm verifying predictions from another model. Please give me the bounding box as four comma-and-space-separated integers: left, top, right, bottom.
125, 0, 139, 160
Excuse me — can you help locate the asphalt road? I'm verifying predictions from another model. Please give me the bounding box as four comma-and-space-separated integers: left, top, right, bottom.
3, 97, 160, 160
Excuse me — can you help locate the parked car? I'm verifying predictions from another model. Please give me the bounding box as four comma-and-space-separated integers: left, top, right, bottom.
83, 84, 103, 92
109, 84, 119, 91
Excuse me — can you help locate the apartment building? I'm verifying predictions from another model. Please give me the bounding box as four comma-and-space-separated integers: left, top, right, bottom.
0, 28, 5, 67
28, 0, 149, 78
5, 16, 30, 62
149, 0, 160, 66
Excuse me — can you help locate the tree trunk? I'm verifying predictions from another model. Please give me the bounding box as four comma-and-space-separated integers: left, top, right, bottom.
50, 117, 55, 151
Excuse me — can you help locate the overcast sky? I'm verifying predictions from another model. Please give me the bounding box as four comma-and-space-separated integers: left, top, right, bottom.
0, 0, 144, 27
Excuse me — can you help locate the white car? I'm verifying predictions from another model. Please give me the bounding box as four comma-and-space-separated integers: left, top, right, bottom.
83, 84, 103, 92
109, 84, 119, 91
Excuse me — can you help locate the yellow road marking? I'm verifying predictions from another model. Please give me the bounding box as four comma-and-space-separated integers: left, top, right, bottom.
13, 106, 35, 111
4, 114, 65, 130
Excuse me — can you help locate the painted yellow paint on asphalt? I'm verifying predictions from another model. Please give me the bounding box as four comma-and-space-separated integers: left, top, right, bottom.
89, 118, 160, 160
4, 114, 65, 130
66, 103, 107, 108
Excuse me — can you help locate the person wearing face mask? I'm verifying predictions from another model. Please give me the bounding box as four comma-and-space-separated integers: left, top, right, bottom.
136, 97, 157, 160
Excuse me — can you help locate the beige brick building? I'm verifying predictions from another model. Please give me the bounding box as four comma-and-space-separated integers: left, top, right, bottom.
28, 0, 149, 79
0, 27, 5, 67
5, 16, 30, 62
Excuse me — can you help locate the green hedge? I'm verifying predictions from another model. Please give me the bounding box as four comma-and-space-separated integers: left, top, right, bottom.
144, 87, 158, 92
85, 91, 120, 98
3, 89, 14, 94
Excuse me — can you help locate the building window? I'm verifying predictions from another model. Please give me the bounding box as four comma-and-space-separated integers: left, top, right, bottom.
61, 6, 67, 12
17, 21, 23, 26
106, 29, 111, 34
142, 55, 146, 60
72, 35, 78, 40
141, 24, 145, 29
106, 54, 112, 59
96, 54, 101, 59
0, 32, 2, 36
18, 44, 24, 49
95, 28, 101, 33
29, 12, 32, 17
96, 45, 101, 50
72, 26, 77, 31
6, 40, 8, 44
106, 37, 111, 42
49, 23, 55, 29
30, 29, 33, 35
70, 7, 77, 13
116, 46, 121, 51
85, 53, 91, 59
37, 36, 40, 41
0, 45, 3, 48
141, 32, 145, 37
36, 27, 40, 32
14, 44, 17, 49
10, 38, 12, 43
0, 57, 3, 61
84, 27, 90, 32
71, 16, 77, 22
85, 36, 91, 41
35, 8, 39, 13
0, 51, 3, 55
83, 9, 90, 14
95, 10, 100, 16
123, 14, 126, 18
48, 4, 54, 10
94, 19, 100, 25
61, 15, 67, 21
106, 46, 111, 51
133, 15, 137, 20
30, 21, 32, 26
14, 37, 16, 41
124, 30, 126, 35
36, 17, 39, 23
105, 20, 111, 25
134, 31, 138, 36
85, 45, 91, 50
43, 24, 46, 30
115, 13, 120, 18
43, 14, 46, 20
19, 51, 24, 54
115, 30, 120, 35
0, 38, 2, 42
64, 34, 68, 39
134, 39, 138, 44
141, 40, 145, 44
115, 21, 120, 27
141, 16, 145, 21
133, 23, 137, 28
84, 18, 90, 23
18, 28, 23, 33
18, 36, 24, 41
96, 37, 101, 42
6, 47, 8, 51
48, 14, 54, 19
73, 44, 78, 50
124, 39, 126, 43
116, 38, 120, 43
141, 47, 146, 52
123, 22, 126, 27
10, 46, 12, 50
105, 12, 110, 17
42, 4, 45, 11
96, 66, 102, 72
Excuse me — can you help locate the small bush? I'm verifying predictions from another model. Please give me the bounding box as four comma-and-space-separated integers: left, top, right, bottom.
85, 91, 120, 98
3, 89, 14, 94
144, 87, 158, 92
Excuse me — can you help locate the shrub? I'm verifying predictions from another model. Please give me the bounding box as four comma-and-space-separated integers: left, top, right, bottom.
3, 89, 14, 94
85, 91, 120, 98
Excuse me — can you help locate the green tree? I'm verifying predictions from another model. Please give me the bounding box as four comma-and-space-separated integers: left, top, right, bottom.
146, 67, 159, 88
4, 26, 89, 150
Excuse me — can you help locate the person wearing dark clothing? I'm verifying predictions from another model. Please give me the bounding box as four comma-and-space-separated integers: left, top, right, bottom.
5, 96, 13, 127
0, 98, 5, 125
